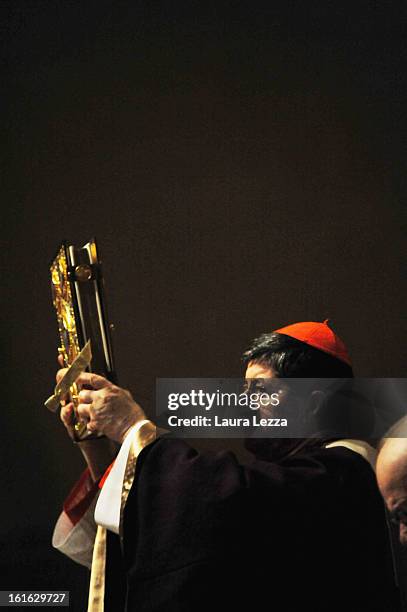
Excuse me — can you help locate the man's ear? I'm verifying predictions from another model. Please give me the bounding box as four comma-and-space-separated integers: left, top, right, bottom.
308, 390, 327, 419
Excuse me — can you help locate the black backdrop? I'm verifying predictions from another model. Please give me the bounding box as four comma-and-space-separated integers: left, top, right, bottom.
2, 2, 407, 610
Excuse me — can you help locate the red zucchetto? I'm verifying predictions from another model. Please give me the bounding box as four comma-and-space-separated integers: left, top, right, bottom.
274, 320, 352, 366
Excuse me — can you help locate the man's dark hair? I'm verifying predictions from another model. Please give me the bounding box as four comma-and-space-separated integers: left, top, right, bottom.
242, 332, 354, 378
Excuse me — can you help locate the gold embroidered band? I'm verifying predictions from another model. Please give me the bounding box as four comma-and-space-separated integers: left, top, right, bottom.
87, 421, 158, 612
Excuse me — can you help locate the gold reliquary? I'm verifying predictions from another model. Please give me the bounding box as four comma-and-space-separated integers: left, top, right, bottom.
46, 239, 116, 441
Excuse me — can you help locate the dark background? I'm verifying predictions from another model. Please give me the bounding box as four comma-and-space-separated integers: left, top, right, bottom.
1, 1, 407, 610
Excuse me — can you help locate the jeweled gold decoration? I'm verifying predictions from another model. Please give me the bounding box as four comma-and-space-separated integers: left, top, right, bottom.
51, 245, 81, 366
49, 245, 88, 437
47, 239, 116, 441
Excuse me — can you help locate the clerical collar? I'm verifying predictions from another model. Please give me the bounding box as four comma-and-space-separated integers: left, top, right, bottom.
325, 439, 377, 470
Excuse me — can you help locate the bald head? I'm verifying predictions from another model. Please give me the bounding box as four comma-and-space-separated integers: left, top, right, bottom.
377, 436, 407, 545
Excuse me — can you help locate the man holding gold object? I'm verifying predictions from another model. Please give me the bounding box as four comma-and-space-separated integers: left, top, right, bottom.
52, 321, 400, 612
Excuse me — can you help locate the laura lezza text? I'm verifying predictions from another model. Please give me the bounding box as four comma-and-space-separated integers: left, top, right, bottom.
167, 415, 288, 427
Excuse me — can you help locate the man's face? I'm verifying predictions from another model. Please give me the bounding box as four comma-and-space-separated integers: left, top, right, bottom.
245, 361, 276, 381
376, 439, 407, 546
244, 361, 302, 420
384, 490, 407, 546
244, 361, 278, 418
243, 360, 304, 459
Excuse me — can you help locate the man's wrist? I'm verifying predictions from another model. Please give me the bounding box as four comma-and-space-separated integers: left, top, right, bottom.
119, 417, 150, 445
75, 437, 119, 482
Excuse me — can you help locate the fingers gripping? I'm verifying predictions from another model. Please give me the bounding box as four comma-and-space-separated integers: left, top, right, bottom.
60, 402, 74, 427
76, 372, 111, 390
56, 368, 69, 384
78, 389, 95, 404
77, 385, 111, 429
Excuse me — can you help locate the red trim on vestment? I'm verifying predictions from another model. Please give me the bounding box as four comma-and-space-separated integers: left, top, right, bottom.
63, 468, 100, 526
98, 461, 115, 489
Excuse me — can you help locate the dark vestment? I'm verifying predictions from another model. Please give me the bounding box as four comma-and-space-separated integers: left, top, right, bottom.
104, 438, 400, 612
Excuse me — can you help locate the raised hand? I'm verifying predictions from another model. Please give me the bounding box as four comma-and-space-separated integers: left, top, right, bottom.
56, 356, 146, 444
